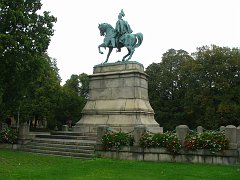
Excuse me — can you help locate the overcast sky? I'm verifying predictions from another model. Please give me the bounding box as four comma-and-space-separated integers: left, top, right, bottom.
41, 0, 240, 83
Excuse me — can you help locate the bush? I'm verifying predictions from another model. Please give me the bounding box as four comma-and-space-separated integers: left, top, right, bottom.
102, 131, 134, 150
0, 128, 18, 144
164, 132, 182, 154
139, 132, 181, 154
101, 130, 229, 155
139, 133, 153, 148
184, 132, 198, 151
197, 131, 229, 153
152, 133, 166, 147
184, 131, 229, 154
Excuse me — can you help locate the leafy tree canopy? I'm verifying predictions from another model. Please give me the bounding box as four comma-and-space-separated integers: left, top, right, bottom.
146, 45, 240, 130
0, 0, 57, 120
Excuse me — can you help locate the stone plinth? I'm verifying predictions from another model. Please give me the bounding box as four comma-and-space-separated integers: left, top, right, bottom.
74, 61, 160, 133
18, 122, 31, 145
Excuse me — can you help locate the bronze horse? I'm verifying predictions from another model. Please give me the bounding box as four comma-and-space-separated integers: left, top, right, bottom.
98, 23, 143, 63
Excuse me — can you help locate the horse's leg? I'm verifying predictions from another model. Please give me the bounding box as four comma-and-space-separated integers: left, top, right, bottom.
122, 48, 131, 61
126, 48, 135, 61
98, 43, 106, 54
104, 47, 113, 63
125, 36, 137, 61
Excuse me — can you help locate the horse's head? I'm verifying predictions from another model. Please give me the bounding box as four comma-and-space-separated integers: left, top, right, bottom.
98, 23, 106, 36
98, 23, 114, 36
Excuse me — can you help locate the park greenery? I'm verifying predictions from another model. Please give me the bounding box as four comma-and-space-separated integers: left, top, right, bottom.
146, 46, 240, 130
1, 149, 239, 179
1, 1, 239, 131
0, 0, 89, 129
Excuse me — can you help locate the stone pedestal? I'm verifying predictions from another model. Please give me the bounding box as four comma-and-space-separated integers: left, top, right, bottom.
62, 125, 68, 131
176, 125, 189, 146
74, 61, 160, 133
134, 125, 146, 146
18, 122, 31, 145
225, 125, 237, 149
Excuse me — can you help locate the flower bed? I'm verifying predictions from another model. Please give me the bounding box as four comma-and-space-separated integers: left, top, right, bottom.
101, 130, 229, 155
0, 128, 18, 144
184, 131, 229, 154
101, 131, 134, 150
140, 131, 229, 154
139, 131, 181, 154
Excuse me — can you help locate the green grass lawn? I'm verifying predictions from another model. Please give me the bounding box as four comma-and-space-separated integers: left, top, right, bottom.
0, 149, 239, 180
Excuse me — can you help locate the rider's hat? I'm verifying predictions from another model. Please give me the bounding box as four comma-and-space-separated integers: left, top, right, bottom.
120, 9, 125, 17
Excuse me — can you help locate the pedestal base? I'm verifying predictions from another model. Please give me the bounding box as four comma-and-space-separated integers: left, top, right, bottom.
74, 113, 160, 133
74, 61, 160, 133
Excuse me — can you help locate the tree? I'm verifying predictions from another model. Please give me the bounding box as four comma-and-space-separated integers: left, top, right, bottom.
23, 54, 61, 128
78, 73, 89, 100
55, 73, 89, 127
0, 0, 57, 121
64, 75, 80, 94
64, 73, 89, 100
146, 45, 240, 130
192, 45, 240, 128
146, 49, 194, 130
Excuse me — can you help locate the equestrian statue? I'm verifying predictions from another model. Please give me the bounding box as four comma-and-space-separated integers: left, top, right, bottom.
98, 10, 143, 63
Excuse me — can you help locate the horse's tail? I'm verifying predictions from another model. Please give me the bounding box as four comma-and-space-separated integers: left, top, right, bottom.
134, 33, 143, 48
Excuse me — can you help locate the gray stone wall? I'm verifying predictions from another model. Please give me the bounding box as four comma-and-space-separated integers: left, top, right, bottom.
95, 124, 240, 165
95, 146, 239, 165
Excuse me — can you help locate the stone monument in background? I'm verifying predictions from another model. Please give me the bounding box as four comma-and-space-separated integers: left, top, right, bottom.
74, 10, 161, 133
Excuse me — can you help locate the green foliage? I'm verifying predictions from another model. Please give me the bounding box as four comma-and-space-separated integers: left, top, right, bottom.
0, 0, 57, 122
152, 133, 167, 147
197, 131, 229, 154
192, 45, 240, 128
54, 73, 89, 127
164, 132, 182, 154
184, 131, 229, 154
146, 45, 240, 129
139, 130, 228, 154
24, 55, 61, 123
146, 49, 195, 130
0, 1, 88, 129
63, 73, 89, 100
101, 131, 134, 150
184, 132, 198, 151
139, 132, 181, 154
0, 128, 18, 144
64, 75, 80, 94
139, 133, 154, 148
54, 87, 85, 128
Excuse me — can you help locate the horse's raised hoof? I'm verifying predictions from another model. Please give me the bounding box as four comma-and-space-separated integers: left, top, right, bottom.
100, 52, 104, 54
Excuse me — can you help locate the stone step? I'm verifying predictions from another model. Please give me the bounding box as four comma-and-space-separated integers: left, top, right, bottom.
20, 132, 97, 159
22, 151, 93, 160
23, 144, 95, 154
21, 148, 95, 159
51, 131, 97, 137
35, 134, 96, 141
33, 138, 96, 146
28, 141, 94, 150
